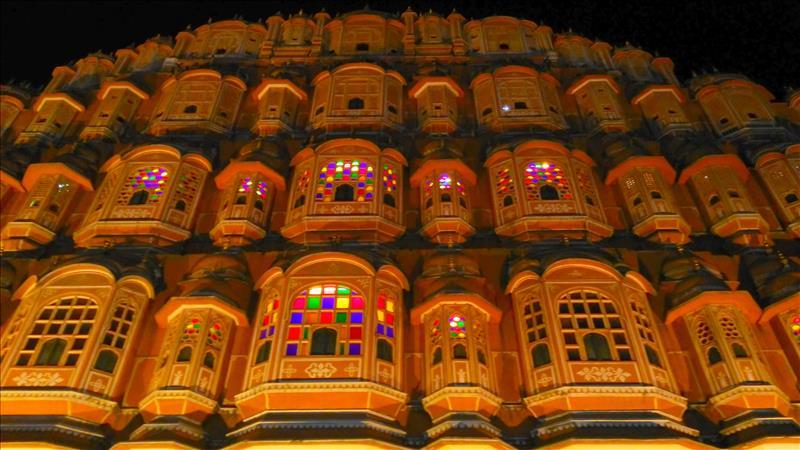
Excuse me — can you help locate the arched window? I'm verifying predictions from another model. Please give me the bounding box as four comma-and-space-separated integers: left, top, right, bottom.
377, 338, 393, 362
294, 195, 306, 208
645, 345, 661, 367
441, 193, 452, 202
286, 284, 364, 357
177, 346, 192, 362
129, 190, 148, 205
310, 328, 337, 355
532, 343, 551, 366
17, 297, 98, 367
786, 193, 799, 204
203, 351, 216, 369
118, 167, 169, 206
524, 161, 571, 201
453, 343, 468, 359
335, 184, 354, 201
316, 160, 375, 202
348, 97, 365, 109
707, 347, 722, 364
432, 347, 443, 365
584, 333, 612, 361
559, 290, 629, 362
355, 43, 369, 52
514, 101, 528, 109
183, 105, 198, 114
255, 341, 271, 364
35, 338, 67, 366
236, 195, 247, 205
477, 349, 487, 365
732, 343, 748, 358
383, 193, 395, 207
709, 195, 720, 205
503, 195, 514, 206
175, 200, 186, 211
540, 184, 559, 200
94, 349, 118, 373
650, 191, 662, 199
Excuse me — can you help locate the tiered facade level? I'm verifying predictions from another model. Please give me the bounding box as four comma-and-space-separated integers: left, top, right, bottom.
1, 8, 799, 450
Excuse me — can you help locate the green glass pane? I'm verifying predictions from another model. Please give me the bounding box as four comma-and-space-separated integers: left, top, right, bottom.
303, 327, 309, 339
307, 297, 321, 309
335, 312, 347, 323
337, 287, 350, 295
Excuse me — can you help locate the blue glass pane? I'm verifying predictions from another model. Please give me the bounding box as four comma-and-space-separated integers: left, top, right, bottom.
351, 312, 363, 324
290, 313, 303, 324
286, 343, 298, 356
322, 297, 335, 309
377, 324, 384, 335
387, 327, 394, 338
349, 343, 361, 356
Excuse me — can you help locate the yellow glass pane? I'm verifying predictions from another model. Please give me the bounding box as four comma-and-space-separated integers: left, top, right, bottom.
336, 297, 349, 309
386, 301, 394, 313
377, 310, 385, 321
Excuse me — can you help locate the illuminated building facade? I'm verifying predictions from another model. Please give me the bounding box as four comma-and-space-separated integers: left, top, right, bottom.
1, 7, 799, 450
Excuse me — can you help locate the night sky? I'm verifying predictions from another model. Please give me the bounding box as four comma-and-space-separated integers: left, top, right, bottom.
2, 0, 799, 96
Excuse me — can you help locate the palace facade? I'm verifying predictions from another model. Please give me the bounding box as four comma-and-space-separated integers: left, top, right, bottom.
1, 7, 799, 450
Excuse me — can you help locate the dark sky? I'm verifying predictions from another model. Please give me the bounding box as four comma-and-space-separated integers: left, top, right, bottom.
2, 0, 799, 96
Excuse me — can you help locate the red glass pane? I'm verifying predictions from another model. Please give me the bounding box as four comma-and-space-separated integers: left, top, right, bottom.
351, 297, 364, 309
288, 327, 301, 340
321, 311, 333, 324
350, 327, 362, 339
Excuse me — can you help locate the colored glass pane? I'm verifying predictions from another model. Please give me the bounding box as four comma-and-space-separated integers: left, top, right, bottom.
182, 318, 202, 341
128, 167, 169, 203
438, 173, 452, 190
316, 159, 375, 202
792, 314, 800, 343
383, 165, 398, 193
376, 292, 397, 340
286, 284, 363, 357
349, 343, 361, 356
238, 176, 268, 200
206, 322, 223, 346
523, 161, 571, 200
286, 343, 298, 356
495, 167, 514, 195
431, 319, 440, 337
449, 313, 466, 338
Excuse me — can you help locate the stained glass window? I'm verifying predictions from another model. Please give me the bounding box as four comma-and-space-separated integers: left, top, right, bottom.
239, 176, 268, 200
315, 160, 375, 202
438, 174, 452, 190
258, 292, 280, 341
182, 317, 202, 341
431, 319, 441, 338
286, 284, 364, 356
449, 313, 466, 338
523, 162, 571, 200
173, 168, 202, 209
376, 292, 396, 340
119, 167, 169, 204
791, 314, 800, 344
207, 322, 223, 348
383, 164, 398, 193
495, 166, 514, 199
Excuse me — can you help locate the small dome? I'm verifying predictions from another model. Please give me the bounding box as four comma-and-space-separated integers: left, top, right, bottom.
422, 250, 481, 278
187, 252, 250, 282
662, 250, 729, 310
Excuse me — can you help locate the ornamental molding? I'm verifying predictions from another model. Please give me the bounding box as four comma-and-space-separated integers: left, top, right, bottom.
524, 385, 688, 405
707, 383, 789, 405
535, 415, 699, 438
304, 362, 337, 378
12, 371, 64, 386
426, 418, 502, 439
0, 388, 120, 411
234, 381, 407, 403
229, 418, 406, 439
421, 386, 503, 408
138, 388, 219, 412
576, 366, 632, 382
